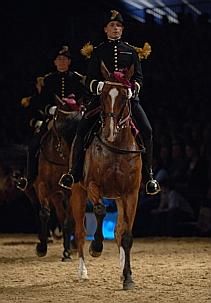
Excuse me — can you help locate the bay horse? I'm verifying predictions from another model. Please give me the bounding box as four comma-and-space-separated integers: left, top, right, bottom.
70, 63, 144, 289
26, 95, 82, 260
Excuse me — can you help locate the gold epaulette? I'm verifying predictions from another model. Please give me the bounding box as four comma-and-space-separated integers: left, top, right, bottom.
127, 42, 152, 59
80, 42, 94, 59
21, 96, 31, 108
35, 76, 44, 94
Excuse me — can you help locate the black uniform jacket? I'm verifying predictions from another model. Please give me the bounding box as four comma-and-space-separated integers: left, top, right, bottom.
29, 70, 86, 117
85, 38, 143, 95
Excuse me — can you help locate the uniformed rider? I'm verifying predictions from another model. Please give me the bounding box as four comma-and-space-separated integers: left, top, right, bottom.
14, 45, 86, 191
59, 10, 160, 195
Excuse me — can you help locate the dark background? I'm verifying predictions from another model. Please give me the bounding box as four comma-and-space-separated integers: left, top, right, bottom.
0, 0, 211, 235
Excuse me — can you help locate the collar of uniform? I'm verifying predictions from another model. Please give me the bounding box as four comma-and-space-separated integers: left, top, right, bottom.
57, 71, 69, 75
107, 38, 121, 44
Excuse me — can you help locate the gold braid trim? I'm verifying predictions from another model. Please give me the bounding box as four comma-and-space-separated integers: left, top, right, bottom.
80, 42, 94, 59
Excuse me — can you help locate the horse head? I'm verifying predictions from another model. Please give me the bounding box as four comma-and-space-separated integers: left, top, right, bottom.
52, 94, 82, 146
100, 62, 134, 143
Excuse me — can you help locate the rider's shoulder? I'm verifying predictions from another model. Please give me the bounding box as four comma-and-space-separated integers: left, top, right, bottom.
41, 72, 54, 82
80, 41, 104, 59
123, 41, 152, 60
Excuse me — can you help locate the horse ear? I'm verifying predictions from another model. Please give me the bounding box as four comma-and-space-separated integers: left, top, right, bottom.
101, 61, 110, 80
125, 64, 134, 80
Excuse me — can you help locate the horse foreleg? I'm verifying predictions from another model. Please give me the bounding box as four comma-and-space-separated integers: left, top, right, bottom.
36, 204, 50, 257
89, 202, 106, 257
120, 231, 134, 290
53, 192, 72, 262
116, 194, 138, 290
71, 184, 88, 280
61, 216, 74, 262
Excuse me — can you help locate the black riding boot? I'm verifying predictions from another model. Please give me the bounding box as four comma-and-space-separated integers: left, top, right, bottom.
14, 149, 39, 191
59, 135, 85, 190
14, 125, 44, 191
142, 138, 160, 195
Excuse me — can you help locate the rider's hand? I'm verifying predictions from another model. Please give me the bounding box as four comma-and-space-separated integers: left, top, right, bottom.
132, 82, 140, 98
96, 81, 104, 95
45, 105, 57, 116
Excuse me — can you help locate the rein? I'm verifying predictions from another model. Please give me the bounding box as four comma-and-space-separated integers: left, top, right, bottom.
40, 105, 75, 166
99, 77, 145, 154
96, 134, 145, 154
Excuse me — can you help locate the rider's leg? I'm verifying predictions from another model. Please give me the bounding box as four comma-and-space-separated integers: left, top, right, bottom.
131, 100, 160, 195
14, 121, 46, 191
59, 113, 99, 189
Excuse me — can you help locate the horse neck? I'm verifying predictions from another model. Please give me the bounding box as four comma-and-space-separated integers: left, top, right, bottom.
41, 112, 69, 160
115, 124, 136, 147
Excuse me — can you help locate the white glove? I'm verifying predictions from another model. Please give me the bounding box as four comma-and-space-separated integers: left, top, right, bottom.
34, 120, 43, 129
96, 81, 104, 95
48, 106, 57, 115
128, 88, 133, 99
132, 82, 140, 98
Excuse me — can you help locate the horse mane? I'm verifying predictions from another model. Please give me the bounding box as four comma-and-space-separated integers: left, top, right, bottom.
111, 71, 132, 88
101, 61, 134, 89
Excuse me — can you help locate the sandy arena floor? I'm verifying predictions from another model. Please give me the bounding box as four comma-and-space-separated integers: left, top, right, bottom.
0, 234, 210, 303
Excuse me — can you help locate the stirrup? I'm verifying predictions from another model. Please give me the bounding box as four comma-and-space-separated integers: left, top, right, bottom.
146, 179, 161, 195
16, 177, 28, 192
58, 173, 74, 190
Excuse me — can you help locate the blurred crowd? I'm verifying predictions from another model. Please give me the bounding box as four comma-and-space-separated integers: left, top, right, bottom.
0, 9, 211, 235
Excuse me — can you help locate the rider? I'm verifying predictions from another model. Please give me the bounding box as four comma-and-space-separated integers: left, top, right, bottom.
59, 10, 160, 195
14, 45, 86, 191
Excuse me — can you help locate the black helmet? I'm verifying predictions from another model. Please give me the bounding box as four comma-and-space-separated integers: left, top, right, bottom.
104, 10, 124, 26
50, 45, 71, 60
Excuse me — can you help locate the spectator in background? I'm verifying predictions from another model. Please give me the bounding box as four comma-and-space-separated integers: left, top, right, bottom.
150, 173, 195, 236
183, 140, 209, 219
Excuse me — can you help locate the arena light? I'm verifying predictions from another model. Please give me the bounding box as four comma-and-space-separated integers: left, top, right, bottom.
182, 0, 202, 15
121, 0, 179, 23
155, 0, 178, 18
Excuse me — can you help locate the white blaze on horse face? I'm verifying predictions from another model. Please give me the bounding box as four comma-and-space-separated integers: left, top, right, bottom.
107, 87, 119, 142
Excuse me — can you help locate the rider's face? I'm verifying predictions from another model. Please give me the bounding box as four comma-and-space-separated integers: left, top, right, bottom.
104, 21, 124, 40
54, 55, 71, 72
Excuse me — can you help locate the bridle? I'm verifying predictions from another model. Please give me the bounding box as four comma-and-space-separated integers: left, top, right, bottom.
40, 95, 79, 165
100, 80, 131, 132
99, 80, 145, 154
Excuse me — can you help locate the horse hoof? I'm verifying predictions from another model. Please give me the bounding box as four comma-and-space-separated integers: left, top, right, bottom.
52, 227, 63, 240
47, 236, 53, 243
62, 256, 72, 262
36, 243, 47, 257
123, 280, 135, 290
89, 245, 102, 257
89, 241, 103, 257
79, 273, 89, 280
62, 250, 72, 261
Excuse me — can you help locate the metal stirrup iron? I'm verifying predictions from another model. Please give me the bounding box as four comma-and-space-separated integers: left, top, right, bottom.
58, 172, 74, 190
